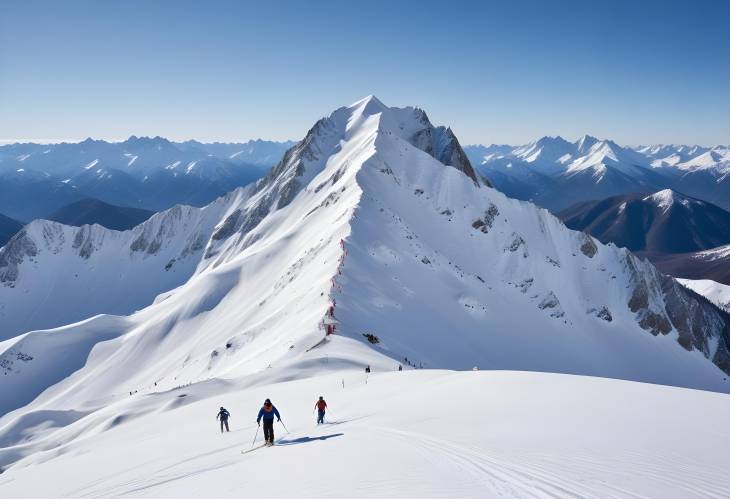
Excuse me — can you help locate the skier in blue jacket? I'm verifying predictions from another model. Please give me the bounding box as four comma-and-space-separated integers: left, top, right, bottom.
217, 406, 231, 433
256, 398, 281, 445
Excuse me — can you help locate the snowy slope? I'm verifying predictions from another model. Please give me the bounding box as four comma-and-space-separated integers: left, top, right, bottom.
1, 369, 730, 498
0, 195, 238, 339
2, 96, 730, 482
679, 278, 730, 313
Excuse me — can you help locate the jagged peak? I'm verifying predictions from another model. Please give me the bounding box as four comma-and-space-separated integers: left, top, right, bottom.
575, 134, 599, 152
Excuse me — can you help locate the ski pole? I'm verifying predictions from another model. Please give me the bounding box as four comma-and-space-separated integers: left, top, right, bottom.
251, 424, 260, 448
279, 420, 290, 434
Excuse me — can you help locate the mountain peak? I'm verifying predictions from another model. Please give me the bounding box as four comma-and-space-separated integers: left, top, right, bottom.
575, 134, 599, 152
348, 95, 389, 117
642, 188, 702, 211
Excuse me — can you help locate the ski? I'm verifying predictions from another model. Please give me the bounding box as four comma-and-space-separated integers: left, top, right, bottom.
241, 443, 268, 454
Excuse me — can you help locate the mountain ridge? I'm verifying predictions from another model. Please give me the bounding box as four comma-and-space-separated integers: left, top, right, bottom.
465, 140, 730, 212
2, 96, 730, 475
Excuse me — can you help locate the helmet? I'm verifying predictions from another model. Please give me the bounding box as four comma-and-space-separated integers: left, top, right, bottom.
319, 396, 324, 400
264, 398, 271, 404
220, 406, 224, 410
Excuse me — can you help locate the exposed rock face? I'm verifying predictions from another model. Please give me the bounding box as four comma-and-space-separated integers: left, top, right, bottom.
580, 235, 598, 258
622, 251, 730, 373
506, 233, 528, 257
625, 254, 673, 336
661, 275, 730, 365
538, 291, 565, 318
408, 109, 482, 186
0, 231, 38, 284
589, 306, 613, 322
212, 210, 241, 241
472, 204, 500, 234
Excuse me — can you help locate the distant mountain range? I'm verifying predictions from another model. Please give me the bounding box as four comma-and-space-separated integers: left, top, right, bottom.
559, 189, 730, 254
464, 138, 730, 212
0, 137, 293, 222
558, 189, 730, 285
649, 246, 730, 287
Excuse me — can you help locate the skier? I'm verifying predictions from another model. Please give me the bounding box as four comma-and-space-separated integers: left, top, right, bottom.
256, 398, 281, 445
314, 396, 327, 424
398, 364, 403, 371
365, 365, 371, 373
217, 406, 231, 433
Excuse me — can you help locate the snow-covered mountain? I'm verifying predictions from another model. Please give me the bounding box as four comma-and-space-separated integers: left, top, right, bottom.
177, 139, 296, 167
465, 140, 730, 212
0, 137, 291, 220
2, 96, 730, 476
635, 143, 710, 167
679, 278, 730, 313
559, 189, 730, 254
651, 244, 730, 286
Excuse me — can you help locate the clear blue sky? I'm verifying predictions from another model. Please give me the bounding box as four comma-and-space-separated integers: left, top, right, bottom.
1, 0, 728, 146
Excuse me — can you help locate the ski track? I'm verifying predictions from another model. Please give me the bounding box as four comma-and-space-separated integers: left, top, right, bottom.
380, 427, 589, 498
377, 427, 730, 499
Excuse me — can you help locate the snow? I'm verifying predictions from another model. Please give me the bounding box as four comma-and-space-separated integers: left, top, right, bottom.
2, 96, 730, 496
643, 189, 702, 212
692, 244, 730, 261
471, 139, 729, 188
679, 278, 730, 312
472, 135, 650, 180
82, 159, 99, 170
0, 196, 239, 339
1, 368, 730, 498
644, 188, 676, 210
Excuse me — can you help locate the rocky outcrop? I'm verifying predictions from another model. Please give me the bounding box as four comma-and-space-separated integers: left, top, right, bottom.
538, 291, 565, 318
579, 234, 598, 258
0, 231, 38, 284
623, 251, 730, 375
661, 275, 730, 365
472, 204, 500, 234
408, 109, 482, 186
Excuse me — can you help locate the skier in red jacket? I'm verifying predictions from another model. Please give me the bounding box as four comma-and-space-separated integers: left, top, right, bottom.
314, 396, 328, 424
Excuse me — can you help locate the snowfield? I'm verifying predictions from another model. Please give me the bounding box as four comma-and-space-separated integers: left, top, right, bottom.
2, 96, 730, 497
1, 361, 730, 498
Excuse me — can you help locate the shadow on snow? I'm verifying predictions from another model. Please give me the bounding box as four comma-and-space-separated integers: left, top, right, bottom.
276, 433, 344, 446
